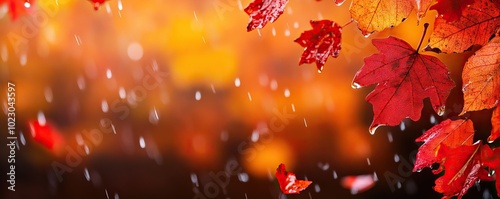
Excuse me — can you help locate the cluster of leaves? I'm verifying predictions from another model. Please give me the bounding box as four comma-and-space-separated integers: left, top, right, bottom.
245, 0, 500, 197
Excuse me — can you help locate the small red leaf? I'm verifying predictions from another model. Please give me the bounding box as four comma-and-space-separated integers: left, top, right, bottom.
295, 20, 342, 72
244, 0, 289, 31
28, 120, 64, 153
414, 119, 475, 172
340, 174, 376, 194
430, 0, 475, 22
352, 36, 455, 134
434, 143, 482, 198
491, 107, 500, 142
276, 163, 312, 194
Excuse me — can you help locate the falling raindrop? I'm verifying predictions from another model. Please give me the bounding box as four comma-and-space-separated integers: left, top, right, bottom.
105, 189, 110, 199
19, 131, 26, 146
400, 121, 406, 131
483, 189, 492, 199
99, 99, 108, 113
210, 84, 216, 94
430, 115, 436, 124
284, 29, 290, 37
24, 1, 30, 8
257, 29, 261, 36
44, 87, 53, 103
75, 133, 84, 146
270, 79, 278, 91
37, 111, 46, 126
387, 132, 393, 143
238, 172, 249, 182
373, 172, 378, 181
235, 77, 241, 87
220, 131, 229, 142
118, 87, 126, 99
84, 144, 90, 155
237, 0, 243, 10
291, 103, 296, 112
77, 76, 86, 90
272, 27, 276, 36
333, 170, 338, 179
293, 22, 299, 28
20, 53, 27, 66
84, 168, 90, 181
307, 184, 317, 193
366, 158, 371, 166
74, 35, 82, 46
247, 92, 252, 101
106, 69, 112, 79
318, 162, 329, 171
127, 42, 143, 61
284, 88, 290, 98
117, 0, 123, 10
190, 173, 199, 187
149, 107, 159, 124
195, 91, 201, 101
193, 11, 198, 21
114, 193, 119, 199
394, 154, 400, 163
303, 118, 308, 127
251, 130, 259, 142
139, 136, 146, 149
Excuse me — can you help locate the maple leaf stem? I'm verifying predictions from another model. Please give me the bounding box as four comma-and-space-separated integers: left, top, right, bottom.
341, 19, 354, 28
416, 23, 429, 52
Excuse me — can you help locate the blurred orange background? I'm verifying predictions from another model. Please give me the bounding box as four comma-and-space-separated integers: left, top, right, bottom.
0, 0, 490, 199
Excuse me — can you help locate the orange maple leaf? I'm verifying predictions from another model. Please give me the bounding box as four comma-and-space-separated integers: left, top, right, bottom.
349, 0, 432, 36
424, 0, 500, 53
461, 36, 500, 115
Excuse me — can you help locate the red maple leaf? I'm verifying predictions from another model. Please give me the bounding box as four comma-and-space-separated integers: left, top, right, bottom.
481, 144, 500, 197
430, 0, 475, 22
0, 0, 33, 20
244, 0, 289, 31
275, 163, 312, 194
294, 20, 342, 72
413, 119, 475, 172
352, 34, 455, 134
424, 0, 500, 53
434, 143, 483, 198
